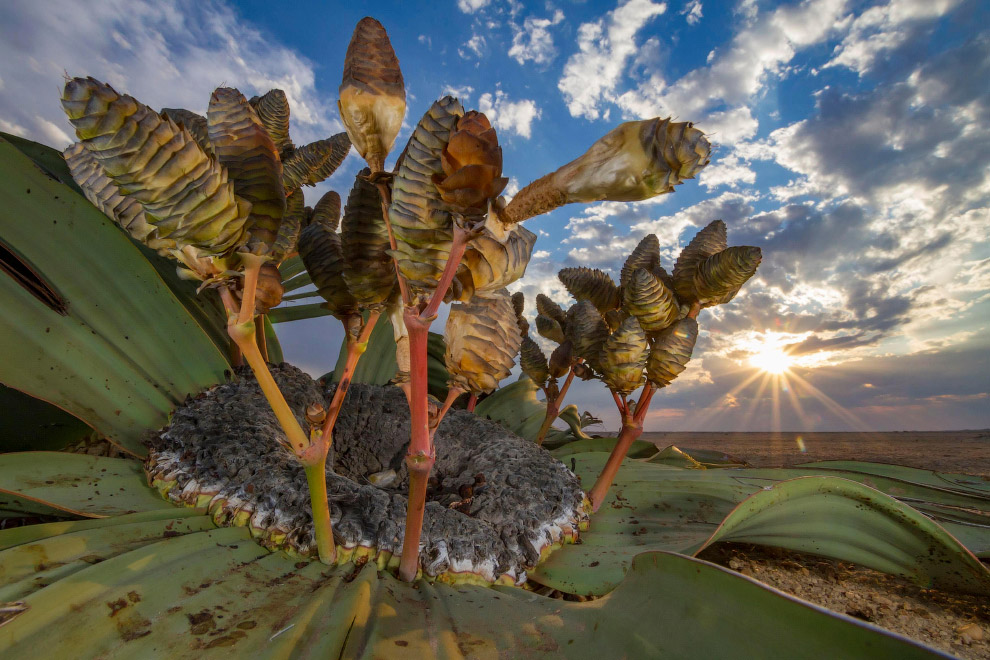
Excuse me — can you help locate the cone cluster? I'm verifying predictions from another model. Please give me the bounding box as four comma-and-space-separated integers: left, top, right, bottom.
529, 224, 761, 396
61, 76, 351, 293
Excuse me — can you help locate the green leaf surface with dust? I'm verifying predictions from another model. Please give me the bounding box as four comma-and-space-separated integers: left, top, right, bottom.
0, 453, 173, 518
0, 137, 230, 456
0, 520, 944, 659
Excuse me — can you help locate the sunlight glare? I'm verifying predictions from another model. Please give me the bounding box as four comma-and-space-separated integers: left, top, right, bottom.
750, 346, 793, 374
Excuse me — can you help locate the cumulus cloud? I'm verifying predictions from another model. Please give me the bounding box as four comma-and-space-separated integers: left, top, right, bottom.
508, 9, 565, 66
682, 0, 703, 25
0, 0, 343, 150
457, 0, 491, 13
459, 33, 487, 59
825, 0, 962, 75
616, 0, 849, 143
478, 89, 541, 138
558, 0, 667, 120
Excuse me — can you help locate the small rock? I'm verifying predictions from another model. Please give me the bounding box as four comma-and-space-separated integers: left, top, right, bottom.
957, 622, 983, 644
728, 558, 744, 571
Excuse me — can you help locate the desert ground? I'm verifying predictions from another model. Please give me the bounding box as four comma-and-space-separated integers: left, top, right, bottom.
636, 429, 990, 477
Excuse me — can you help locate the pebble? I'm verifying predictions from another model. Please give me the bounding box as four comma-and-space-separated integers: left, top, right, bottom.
957, 623, 983, 644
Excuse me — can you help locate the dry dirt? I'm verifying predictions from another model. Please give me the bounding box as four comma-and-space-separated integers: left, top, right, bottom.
640, 430, 990, 659
637, 429, 990, 477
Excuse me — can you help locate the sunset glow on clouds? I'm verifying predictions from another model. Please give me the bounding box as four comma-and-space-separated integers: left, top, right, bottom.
3, 0, 987, 431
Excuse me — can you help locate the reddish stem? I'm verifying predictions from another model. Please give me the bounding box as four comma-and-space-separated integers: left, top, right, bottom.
374, 180, 411, 307
466, 393, 478, 412
319, 310, 382, 447
432, 387, 465, 440
421, 224, 471, 320
587, 384, 656, 511
398, 307, 435, 582
536, 365, 578, 446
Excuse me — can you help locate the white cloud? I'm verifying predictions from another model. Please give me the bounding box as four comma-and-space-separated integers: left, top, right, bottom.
558, 0, 667, 120
459, 33, 487, 59
457, 0, 491, 13
508, 10, 565, 66
699, 154, 756, 189
478, 90, 541, 139
826, 0, 962, 74
532, 250, 551, 259
682, 0, 703, 25
615, 0, 849, 144
0, 0, 342, 150
441, 84, 474, 103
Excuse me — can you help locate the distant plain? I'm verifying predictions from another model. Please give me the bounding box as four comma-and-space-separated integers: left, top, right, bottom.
626, 430, 990, 477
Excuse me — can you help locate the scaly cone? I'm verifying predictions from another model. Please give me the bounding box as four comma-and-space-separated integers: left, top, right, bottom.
502, 117, 710, 224
672, 219, 727, 303
61, 77, 251, 273
339, 17, 406, 172
558, 267, 621, 315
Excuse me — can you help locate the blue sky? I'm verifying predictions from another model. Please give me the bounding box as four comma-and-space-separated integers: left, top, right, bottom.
2, 0, 988, 432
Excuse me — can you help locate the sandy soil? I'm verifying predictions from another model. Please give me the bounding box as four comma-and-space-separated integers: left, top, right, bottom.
638, 430, 990, 477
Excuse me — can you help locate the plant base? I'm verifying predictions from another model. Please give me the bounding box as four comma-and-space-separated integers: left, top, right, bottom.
146, 364, 590, 585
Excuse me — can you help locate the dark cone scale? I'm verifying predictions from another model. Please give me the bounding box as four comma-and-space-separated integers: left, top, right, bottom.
61, 77, 250, 257
207, 87, 286, 255
694, 246, 762, 306
672, 220, 726, 303
297, 223, 358, 317
310, 190, 342, 230
646, 317, 699, 388
388, 97, 464, 299
548, 340, 573, 379
519, 336, 550, 386
535, 314, 565, 345
624, 268, 679, 335
565, 300, 609, 372
147, 367, 589, 585
620, 233, 660, 292
341, 168, 394, 308
558, 267, 620, 314
160, 108, 213, 157
536, 294, 567, 326
511, 291, 529, 336
271, 187, 306, 264
249, 89, 293, 155
601, 316, 648, 396
281, 133, 351, 193
63, 142, 165, 249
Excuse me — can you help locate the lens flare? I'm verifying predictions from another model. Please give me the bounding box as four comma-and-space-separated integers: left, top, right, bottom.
749, 346, 793, 374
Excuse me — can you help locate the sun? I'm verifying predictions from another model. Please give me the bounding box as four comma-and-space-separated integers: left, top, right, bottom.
750, 345, 793, 374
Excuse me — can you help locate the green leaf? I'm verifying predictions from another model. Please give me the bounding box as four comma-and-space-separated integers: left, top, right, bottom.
331, 314, 396, 385
0, 453, 174, 518
268, 302, 332, 323
797, 460, 990, 497
696, 476, 990, 595
550, 436, 658, 459
0, 512, 214, 602
278, 254, 306, 280
0, 522, 945, 658
0, 384, 93, 452
261, 315, 283, 364
282, 270, 313, 292
0, 137, 230, 455
532, 454, 990, 596
649, 444, 751, 468
474, 376, 548, 440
